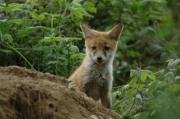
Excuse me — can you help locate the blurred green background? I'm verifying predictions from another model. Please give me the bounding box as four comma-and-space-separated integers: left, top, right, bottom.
0, 0, 179, 119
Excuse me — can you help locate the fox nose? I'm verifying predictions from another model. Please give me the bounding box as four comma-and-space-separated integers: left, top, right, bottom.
97, 57, 103, 63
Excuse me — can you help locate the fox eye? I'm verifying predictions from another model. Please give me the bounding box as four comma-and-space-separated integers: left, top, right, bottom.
91, 46, 96, 50
104, 46, 110, 51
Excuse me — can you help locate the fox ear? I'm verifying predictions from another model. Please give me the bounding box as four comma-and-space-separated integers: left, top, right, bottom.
108, 24, 124, 40
80, 23, 95, 39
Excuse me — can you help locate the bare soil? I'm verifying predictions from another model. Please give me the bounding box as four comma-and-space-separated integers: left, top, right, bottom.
0, 66, 121, 119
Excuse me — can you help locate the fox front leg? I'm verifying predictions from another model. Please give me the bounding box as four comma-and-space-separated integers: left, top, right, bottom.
100, 92, 112, 108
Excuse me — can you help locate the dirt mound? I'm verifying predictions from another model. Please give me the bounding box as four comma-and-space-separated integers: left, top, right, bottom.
0, 66, 121, 119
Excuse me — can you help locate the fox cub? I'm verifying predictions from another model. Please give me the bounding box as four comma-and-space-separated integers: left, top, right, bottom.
68, 23, 123, 108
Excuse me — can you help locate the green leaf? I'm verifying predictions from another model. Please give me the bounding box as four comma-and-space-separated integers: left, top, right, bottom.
147, 70, 156, 81
29, 11, 45, 21
140, 70, 156, 81
165, 72, 175, 81
83, 1, 97, 13
141, 70, 148, 82
70, 45, 79, 52
5, 3, 24, 12
8, 19, 24, 25
167, 59, 180, 69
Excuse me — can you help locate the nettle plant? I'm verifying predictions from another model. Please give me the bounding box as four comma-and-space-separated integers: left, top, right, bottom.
112, 59, 180, 119
0, 0, 96, 77
38, 37, 84, 77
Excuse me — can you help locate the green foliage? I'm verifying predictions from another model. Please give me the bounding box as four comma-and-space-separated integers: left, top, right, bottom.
113, 59, 180, 119
0, 0, 179, 119
89, 0, 179, 85
0, 0, 95, 76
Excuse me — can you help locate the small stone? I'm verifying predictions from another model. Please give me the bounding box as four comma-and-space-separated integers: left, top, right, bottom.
90, 115, 98, 119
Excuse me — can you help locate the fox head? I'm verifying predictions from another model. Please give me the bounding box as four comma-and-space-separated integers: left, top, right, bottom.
81, 23, 123, 65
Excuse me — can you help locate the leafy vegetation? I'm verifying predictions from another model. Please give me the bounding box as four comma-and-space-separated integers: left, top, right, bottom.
0, 0, 179, 119
113, 59, 180, 119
